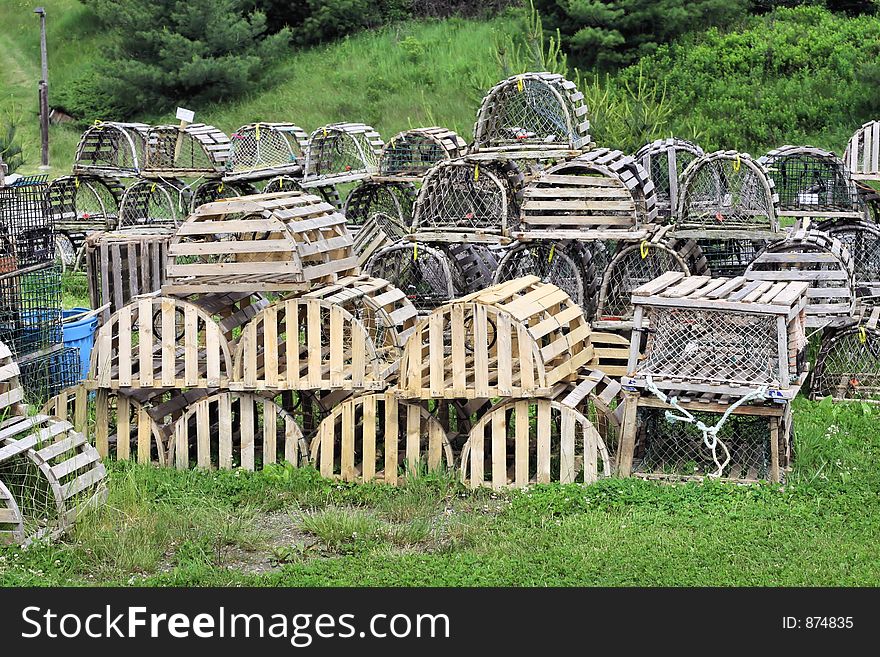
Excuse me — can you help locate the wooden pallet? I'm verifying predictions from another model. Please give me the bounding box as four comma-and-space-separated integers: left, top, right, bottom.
745, 227, 856, 328
224, 122, 309, 182
310, 392, 451, 484
514, 148, 658, 240
460, 395, 611, 490
172, 392, 306, 471
88, 295, 233, 390
142, 123, 231, 178
302, 123, 383, 186
163, 192, 359, 294
472, 72, 591, 152
72, 121, 150, 178
86, 230, 173, 324
398, 276, 593, 399
232, 277, 416, 391
621, 272, 809, 400
845, 120, 880, 182
378, 127, 467, 181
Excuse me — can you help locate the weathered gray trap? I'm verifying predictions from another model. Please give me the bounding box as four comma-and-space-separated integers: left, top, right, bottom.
635, 137, 704, 221
302, 123, 383, 186
378, 127, 467, 181
143, 124, 231, 178
812, 309, 880, 402
118, 178, 190, 229
844, 119, 880, 182
225, 123, 309, 181
73, 121, 150, 178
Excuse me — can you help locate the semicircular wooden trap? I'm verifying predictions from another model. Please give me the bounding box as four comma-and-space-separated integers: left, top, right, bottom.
812, 320, 880, 401
142, 123, 231, 178
343, 180, 416, 230
302, 123, 383, 186
118, 178, 189, 229
378, 127, 467, 180
365, 240, 457, 312
73, 121, 150, 178
635, 137, 704, 221
225, 122, 309, 182
190, 179, 258, 212
310, 392, 452, 485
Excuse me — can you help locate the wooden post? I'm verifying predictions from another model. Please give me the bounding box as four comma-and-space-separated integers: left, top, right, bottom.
34, 7, 49, 169
173, 107, 195, 162
617, 391, 639, 477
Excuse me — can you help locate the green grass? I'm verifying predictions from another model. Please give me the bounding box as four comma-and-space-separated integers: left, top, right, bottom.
2, 396, 878, 587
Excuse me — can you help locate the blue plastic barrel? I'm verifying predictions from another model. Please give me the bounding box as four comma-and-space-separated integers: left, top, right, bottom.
62, 308, 98, 380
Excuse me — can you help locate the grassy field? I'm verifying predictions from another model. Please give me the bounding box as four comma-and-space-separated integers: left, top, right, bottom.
1, 395, 878, 587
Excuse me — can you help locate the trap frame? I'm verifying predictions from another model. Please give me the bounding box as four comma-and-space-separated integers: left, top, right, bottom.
634, 137, 705, 221
0, 176, 54, 269
72, 121, 150, 178
816, 217, 880, 298
844, 120, 880, 182
142, 123, 231, 178
225, 122, 310, 182
343, 180, 416, 230
117, 178, 190, 229
377, 127, 467, 181
190, 180, 258, 212
811, 309, 880, 402
364, 240, 457, 313
302, 123, 384, 186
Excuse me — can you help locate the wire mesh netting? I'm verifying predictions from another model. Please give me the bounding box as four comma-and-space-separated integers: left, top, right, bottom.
639, 307, 784, 387
0, 177, 53, 268
635, 138, 704, 219
696, 238, 764, 277
414, 161, 515, 234
817, 219, 880, 291
145, 126, 229, 174
227, 124, 307, 177
0, 264, 62, 358
598, 244, 688, 320
678, 155, 777, 231
476, 76, 583, 149
19, 347, 81, 406
46, 175, 123, 228
365, 243, 455, 312
379, 129, 464, 178
261, 177, 342, 209
760, 148, 860, 213
343, 181, 416, 228
0, 452, 60, 538
304, 127, 380, 181
633, 407, 778, 481
812, 327, 880, 400
118, 179, 189, 228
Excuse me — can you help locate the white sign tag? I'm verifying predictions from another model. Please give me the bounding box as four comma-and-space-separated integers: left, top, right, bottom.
176, 107, 195, 123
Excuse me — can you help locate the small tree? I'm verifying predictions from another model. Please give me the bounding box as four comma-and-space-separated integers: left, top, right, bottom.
0, 117, 25, 174
80, 0, 291, 117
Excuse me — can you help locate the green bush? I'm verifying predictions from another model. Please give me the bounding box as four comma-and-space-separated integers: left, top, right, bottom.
619, 6, 880, 152
0, 117, 25, 174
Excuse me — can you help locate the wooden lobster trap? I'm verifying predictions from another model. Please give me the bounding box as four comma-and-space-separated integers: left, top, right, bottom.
263, 175, 343, 209
675, 151, 781, 239
471, 72, 591, 159
311, 393, 452, 484
190, 180, 258, 212
759, 145, 863, 222
46, 175, 125, 268
351, 213, 405, 266
225, 123, 309, 182
745, 227, 856, 328
816, 217, 880, 298
845, 120, 880, 182
515, 148, 658, 241
365, 240, 457, 313
118, 178, 190, 229
142, 123, 231, 178
811, 306, 880, 402
72, 121, 150, 178
398, 276, 594, 400
344, 180, 416, 231
694, 237, 765, 278
302, 123, 384, 186
410, 158, 523, 244
162, 192, 358, 295
88, 295, 234, 390
86, 230, 173, 324
635, 137, 704, 221
231, 276, 417, 392
377, 127, 467, 181
459, 370, 623, 490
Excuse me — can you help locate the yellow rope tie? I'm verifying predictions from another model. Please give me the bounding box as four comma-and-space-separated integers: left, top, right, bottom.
74, 176, 80, 189
218, 183, 224, 195
517, 76, 525, 93
413, 244, 418, 261
254, 123, 261, 141
640, 240, 650, 259
548, 244, 555, 263
151, 183, 156, 193
322, 128, 328, 138
733, 153, 741, 172
859, 326, 867, 344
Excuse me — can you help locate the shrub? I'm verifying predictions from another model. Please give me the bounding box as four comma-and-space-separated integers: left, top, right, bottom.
0, 116, 25, 174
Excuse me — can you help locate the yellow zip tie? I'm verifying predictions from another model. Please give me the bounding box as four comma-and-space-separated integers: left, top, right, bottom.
517, 75, 524, 93
733, 153, 741, 172
859, 326, 867, 343
323, 127, 328, 138
640, 240, 650, 259
151, 183, 156, 193
474, 164, 480, 182
255, 123, 261, 141
413, 244, 418, 261
74, 176, 80, 189
548, 243, 555, 262
218, 183, 224, 194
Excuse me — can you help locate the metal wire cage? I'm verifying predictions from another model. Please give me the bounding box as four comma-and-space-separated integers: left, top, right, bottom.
816, 217, 880, 295
118, 178, 190, 229
18, 346, 81, 406
696, 238, 764, 277
635, 137, 704, 220
844, 120, 880, 181
632, 407, 789, 482
1, 177, 53, 270
812, 324, 880, 401
225, 123, 309, 181
745, 228, 856, 329
343, 180, 417, 229
472, 72, 591, 153
364, 241, 456, 312
517, 148, 658, 239
759, 145, 861, 218
378, 127, 467, 180
411, 158, 524, 241
302, 123, 384, 185
676, 151, 780, 237
143, 124, 231, 178
72, 121, 150, 178
190, 180, 258, 212
596, 242, 691, 321
0, 263, 62, 359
